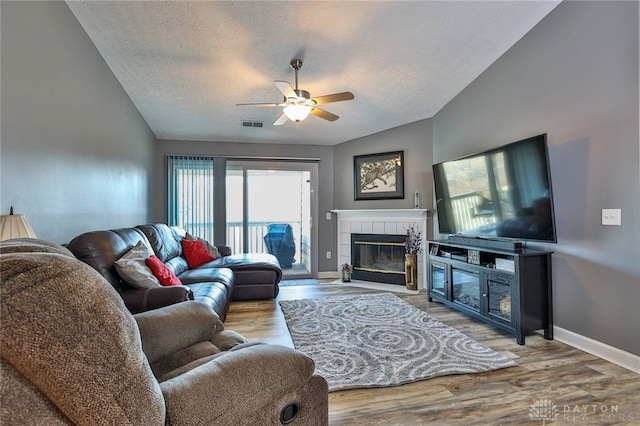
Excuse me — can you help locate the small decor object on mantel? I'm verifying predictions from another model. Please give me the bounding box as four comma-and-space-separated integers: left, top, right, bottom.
341, 263, 353, 282
404, 225, 422, 290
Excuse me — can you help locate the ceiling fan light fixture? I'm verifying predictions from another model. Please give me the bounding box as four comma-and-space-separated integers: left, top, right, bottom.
283, 104, 312, 122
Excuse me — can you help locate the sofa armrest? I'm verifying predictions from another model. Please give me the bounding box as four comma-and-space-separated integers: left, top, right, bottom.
121, 286, 192, 315
134, 301, 223, 364
159, 344, 323, 425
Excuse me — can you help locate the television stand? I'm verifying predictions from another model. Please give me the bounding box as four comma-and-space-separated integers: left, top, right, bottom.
428, 239, 553, 345
447, 235, 523, 251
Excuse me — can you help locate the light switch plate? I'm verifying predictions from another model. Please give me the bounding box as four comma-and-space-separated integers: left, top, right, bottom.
601, 209, 621, 226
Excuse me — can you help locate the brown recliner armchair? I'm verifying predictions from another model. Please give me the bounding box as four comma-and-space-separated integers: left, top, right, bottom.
0, 239, 328, 425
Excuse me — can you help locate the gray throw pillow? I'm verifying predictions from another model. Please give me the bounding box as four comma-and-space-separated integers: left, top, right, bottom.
185, 233, 221, 259
114, 241, 161, 288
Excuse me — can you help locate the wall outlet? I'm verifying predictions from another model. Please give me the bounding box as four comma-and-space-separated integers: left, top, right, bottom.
601, 209, 621, 226
325, 251, 332, 259
326, 211, 332, 220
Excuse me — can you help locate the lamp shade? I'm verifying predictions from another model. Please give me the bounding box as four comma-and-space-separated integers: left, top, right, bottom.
0, 209, 37, 241
283, 104, 311, 122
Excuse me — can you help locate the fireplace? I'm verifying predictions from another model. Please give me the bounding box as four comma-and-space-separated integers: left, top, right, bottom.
332, 209, 427, 289
351, 233, 406, 285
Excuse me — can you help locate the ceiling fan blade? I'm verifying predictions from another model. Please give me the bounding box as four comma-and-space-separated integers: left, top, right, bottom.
274, 81, 296, 99
310, 107, 339, 122
273, 112, 289, 126
312, 92, 354, 105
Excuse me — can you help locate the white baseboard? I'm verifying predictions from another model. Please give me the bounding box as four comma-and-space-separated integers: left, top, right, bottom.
553, 326, 640, 374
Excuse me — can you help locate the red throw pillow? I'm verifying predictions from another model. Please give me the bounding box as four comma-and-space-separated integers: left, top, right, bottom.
146, 255, 182, 286
181, 238, 216, 268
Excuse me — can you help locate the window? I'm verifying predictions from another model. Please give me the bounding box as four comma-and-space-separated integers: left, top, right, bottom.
167, 156, 215, 241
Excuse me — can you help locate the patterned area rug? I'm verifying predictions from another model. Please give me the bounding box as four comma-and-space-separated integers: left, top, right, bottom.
279, 292, 516, 391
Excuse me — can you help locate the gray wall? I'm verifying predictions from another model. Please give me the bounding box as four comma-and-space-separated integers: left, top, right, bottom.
154, 140, 335, 272
333, 119, 434, 235
1, 1, 155, 243
433, 1, 639, 355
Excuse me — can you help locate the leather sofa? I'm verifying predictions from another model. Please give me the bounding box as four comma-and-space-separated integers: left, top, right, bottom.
1, 238, 328, 425
68, 223, 282, 320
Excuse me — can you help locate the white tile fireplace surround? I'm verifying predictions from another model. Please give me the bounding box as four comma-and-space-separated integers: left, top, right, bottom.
332, 209, 428, 289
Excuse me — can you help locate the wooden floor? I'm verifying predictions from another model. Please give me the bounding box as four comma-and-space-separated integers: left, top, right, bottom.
224, 282, 640, 425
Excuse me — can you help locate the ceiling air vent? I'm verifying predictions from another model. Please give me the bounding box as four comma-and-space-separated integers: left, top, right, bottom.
241, 120, 263, 128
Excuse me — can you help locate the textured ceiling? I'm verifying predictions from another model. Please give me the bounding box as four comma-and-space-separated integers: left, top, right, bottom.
65, 1, 560, 146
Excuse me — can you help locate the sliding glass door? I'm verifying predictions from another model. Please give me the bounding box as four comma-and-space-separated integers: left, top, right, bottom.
167, 156, 317, 279
226, 161, 317, 279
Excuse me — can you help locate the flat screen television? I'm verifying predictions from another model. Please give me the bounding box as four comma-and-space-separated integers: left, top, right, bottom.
433, 134, 557, 243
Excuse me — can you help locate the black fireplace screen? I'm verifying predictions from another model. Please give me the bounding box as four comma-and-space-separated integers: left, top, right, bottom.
351, 233, 406, 285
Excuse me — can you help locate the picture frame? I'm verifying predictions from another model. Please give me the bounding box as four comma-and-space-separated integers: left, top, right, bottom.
354, 151, 404, 200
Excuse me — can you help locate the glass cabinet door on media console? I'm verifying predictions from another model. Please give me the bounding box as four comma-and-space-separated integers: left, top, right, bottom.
427, 240, 553, 345
451, 267, 480, 313
485, 271, 514, 324
429, 261, 448, 298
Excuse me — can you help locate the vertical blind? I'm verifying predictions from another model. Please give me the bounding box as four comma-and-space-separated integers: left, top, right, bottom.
167, 156, 215, 242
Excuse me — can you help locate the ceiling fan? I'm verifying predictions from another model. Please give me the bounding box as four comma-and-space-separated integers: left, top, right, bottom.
236, 59, 354, 126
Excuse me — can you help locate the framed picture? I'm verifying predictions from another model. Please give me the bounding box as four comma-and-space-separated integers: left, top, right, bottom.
354, 151, 404, 200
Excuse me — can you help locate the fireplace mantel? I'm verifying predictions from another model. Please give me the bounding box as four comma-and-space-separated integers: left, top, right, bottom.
331, 209, 428, 289
331, 209, 428, 220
